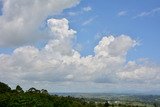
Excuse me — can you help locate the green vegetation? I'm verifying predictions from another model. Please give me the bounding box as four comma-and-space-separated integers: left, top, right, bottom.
0, 82, 11, 94
0, 82, 159, 107
0, 82, 98, 107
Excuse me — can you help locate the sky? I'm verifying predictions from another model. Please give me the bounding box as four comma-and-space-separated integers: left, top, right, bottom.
0, 0, 160, 94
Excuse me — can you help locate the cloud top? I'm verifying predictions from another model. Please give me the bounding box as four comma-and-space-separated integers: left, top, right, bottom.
0, 18, 159, 93
0, 1, 159, 93
0, 0, 79, 47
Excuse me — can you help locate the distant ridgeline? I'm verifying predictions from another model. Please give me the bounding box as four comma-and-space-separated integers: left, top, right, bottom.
0, 82, 159, 107
0, 82, 108, 107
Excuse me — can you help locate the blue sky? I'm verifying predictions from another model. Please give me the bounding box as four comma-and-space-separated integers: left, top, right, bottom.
0, 0, 160, 62
63, 0, 160, 62
0, 0, 160, 93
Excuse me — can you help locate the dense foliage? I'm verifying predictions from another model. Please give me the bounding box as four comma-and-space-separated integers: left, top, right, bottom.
0, 82, 11, 94
0, 82, 106, 107
0, 82, 157, 107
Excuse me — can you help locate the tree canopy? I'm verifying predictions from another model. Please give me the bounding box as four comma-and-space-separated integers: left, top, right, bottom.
0, 82, 11, 94
16, 85, 24, 93
0, 82, 98, 107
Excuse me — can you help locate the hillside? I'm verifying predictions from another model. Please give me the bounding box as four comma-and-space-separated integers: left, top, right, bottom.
0, 82, 159, 107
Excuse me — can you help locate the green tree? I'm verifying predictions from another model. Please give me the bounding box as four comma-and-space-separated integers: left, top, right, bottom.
104, 101, 109, 107
0, 82, 98, 107
154, 103, 157, 107
41, 89, 48, 94
16, 85, 24, 93
27, 87, 40, 93
0, 82, 11, 93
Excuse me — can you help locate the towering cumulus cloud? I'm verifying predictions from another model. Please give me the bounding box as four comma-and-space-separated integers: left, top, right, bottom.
0, 0, 80, 46
0, 0, 159, 93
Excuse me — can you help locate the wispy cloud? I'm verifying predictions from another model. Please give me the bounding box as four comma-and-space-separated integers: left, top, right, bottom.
68, 12, 77, 16
83, 6, 92, 12
82, 18, 94, 26
67, 6, 92, 16
117, 11, 127, 16
133, 7, 160, 18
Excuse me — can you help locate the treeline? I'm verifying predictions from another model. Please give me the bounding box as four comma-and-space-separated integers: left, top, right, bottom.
0, 82, 109, 107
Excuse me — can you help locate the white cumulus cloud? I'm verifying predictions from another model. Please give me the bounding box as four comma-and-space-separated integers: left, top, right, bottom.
0, 18, 159, 93
0, 0, 80, 47
0, 1, 160, 93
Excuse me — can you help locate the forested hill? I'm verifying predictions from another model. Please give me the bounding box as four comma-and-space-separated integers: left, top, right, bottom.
0, 82, 109, 107
0, 82, 159, 107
